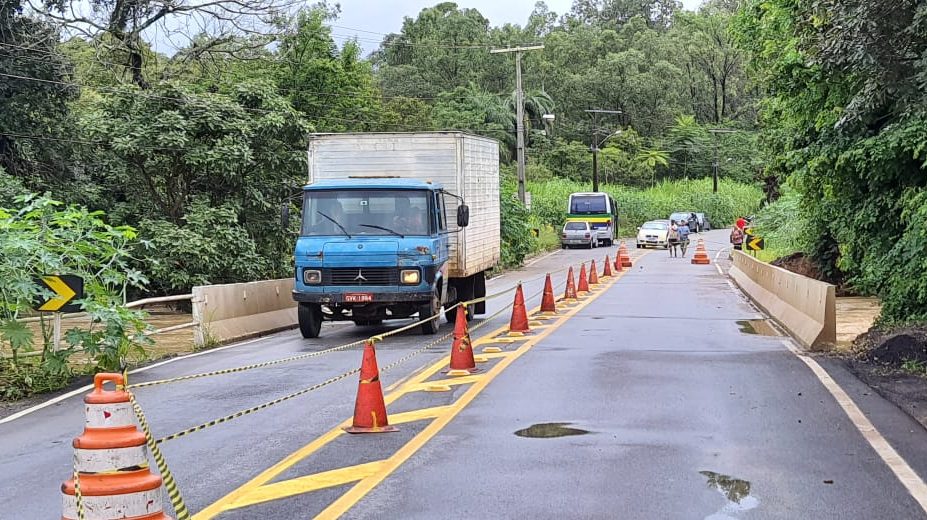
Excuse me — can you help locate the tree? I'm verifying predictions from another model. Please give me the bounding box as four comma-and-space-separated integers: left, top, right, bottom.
0, 0, 78, 186
735, 0, 927, 323
32, 0, 284, 88
376, 2, 491, 98
666, 115, 709, 179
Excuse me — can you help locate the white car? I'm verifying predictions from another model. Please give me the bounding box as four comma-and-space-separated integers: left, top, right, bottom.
636, 220, 671, 248
561, 221, 597, 249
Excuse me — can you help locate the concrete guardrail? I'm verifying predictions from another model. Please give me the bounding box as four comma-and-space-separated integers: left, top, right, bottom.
729, 250, 836, 350
192, 278, 297, 347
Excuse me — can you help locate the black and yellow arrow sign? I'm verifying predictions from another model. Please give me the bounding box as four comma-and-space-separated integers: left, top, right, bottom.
35, 275, 84, 312
747, 236, 765, 251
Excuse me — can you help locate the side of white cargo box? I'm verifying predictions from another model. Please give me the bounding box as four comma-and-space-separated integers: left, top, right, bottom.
306, 132, 500, 278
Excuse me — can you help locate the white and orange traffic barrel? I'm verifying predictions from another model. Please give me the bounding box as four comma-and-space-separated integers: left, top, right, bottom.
62, 373, 171, 520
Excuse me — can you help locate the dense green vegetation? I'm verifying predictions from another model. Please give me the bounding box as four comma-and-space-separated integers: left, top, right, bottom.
0, 0, 776, 395
736, 0, 927, 324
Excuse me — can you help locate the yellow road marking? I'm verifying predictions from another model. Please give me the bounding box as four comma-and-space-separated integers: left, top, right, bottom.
387, 406, 453, 424
404, 375, 482, 392
194, 251, 646, 519
227, 461, 387, 510
317, 262, 637, 518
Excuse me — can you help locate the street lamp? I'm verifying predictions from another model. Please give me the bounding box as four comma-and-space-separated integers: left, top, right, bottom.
708, 128, 736, 193
541, 113, 555, 136
585, 109, 622, 192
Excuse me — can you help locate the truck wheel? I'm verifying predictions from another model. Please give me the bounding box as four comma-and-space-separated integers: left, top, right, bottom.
418, 290, 440, 335
298, 303, 322, 339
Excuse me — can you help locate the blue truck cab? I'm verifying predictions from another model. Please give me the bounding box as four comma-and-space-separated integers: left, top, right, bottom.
292, 178, 470, 338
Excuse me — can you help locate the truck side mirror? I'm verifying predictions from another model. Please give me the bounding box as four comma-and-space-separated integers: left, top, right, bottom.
281, 204, 290, 228
457, 204, 470, 228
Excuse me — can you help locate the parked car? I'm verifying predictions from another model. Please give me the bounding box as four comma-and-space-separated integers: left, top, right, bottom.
636, 220, 671, 248
561, 221, 597, 249
669, 211, 699, 231
694, 212, 711, 231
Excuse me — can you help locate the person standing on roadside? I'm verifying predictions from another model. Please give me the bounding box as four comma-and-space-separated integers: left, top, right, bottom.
678, 219, 691, 257
668, 221, 680, 257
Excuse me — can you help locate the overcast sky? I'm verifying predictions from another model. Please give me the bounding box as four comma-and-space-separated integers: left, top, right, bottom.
330, 0, 705, 54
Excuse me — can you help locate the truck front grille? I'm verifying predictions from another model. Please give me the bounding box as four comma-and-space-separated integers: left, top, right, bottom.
327, 268, 397, 286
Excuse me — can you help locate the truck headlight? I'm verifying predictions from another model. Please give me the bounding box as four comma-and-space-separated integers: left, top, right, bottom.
303, 269, 321, 285
400, 269, 420, 285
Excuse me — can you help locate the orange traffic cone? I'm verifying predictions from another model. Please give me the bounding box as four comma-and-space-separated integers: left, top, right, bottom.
540, 274, 557, 314
603, 255, 613, 277
614, 253, 623, 272
691, 238, 711, 265
589, 260, 600, 285
509, 283, 530, 334
577, 263, 590, 293
618, 241, 633, 268
564, 267, 578, 300
446, 305, 478, 376
344, 341, 398, 433
62, 373, 172, 520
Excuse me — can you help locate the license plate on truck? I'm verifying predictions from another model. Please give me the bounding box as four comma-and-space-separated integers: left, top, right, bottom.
344, 293, 374, 303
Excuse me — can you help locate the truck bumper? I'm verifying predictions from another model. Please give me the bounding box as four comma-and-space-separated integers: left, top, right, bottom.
292, 290, 433, 305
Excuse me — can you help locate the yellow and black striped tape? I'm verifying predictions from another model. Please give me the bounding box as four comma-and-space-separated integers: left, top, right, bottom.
129, 392, 191, 520
73, 466, 84, 520
154, 368, 361, 445
129, 338, 367, 390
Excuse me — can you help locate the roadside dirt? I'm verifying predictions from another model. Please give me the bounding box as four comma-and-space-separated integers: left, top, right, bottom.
839, 326, 927, 429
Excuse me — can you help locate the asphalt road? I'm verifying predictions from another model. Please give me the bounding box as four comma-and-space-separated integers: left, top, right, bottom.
0, 242, 617, 519
5, 231, 927, 519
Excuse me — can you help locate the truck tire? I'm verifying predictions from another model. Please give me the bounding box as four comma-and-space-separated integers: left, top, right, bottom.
419, 290, 441, 335
298, 303, 322, 339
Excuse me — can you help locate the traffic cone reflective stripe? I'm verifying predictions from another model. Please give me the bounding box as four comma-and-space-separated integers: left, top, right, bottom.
62, 373, 172, 520
344, 341, 398, 433
589, 260, 599, 285
447, 305, 478, 375
577, 264, 590, 293
564, 267, 578, 300
540, 274, 557, 313
603, 255, 613, 277
691, 239, 711, 265
618, 242, 632, 268
508, 284, 530, 334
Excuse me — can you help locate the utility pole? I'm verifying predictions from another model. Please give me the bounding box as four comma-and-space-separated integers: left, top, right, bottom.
708, 128, 736, 193
490, 44, 544, 204
584, 109, 622, 192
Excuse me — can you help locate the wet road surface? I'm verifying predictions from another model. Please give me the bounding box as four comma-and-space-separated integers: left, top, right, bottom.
4, 232, 927, 519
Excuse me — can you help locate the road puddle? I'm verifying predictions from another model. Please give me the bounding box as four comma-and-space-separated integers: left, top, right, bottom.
514, 422, 589, 438
736, 319, 780, 336
700, 470, 759, 519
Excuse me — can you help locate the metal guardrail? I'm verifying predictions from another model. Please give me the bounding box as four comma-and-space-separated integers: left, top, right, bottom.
2, 293, 198, 360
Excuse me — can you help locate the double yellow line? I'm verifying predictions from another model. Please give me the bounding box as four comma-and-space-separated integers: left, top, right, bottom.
194, 255, 641, 519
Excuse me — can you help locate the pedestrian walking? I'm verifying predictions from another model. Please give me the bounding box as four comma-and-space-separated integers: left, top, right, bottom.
668, 221, 680, 257
678, 219, 691, 257
730, 225, 744, 250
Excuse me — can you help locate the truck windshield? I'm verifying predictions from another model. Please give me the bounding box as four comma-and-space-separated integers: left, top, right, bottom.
302, 189, 432, 237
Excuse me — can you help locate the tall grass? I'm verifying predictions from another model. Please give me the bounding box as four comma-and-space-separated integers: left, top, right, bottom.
528, 178, 763, 235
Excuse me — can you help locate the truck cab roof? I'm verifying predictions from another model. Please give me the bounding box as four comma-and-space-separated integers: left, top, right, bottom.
303, 178, 443, 191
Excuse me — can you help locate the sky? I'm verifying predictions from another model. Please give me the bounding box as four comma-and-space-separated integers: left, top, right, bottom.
330, 0, 705, 54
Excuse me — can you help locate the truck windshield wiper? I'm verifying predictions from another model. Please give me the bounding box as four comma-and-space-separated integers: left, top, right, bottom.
359, 224, 405, 238
316, 211, 351, 238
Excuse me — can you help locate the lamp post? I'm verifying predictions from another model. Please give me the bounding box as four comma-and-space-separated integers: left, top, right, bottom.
708, 128, 736, 193
585, 109, 622, 192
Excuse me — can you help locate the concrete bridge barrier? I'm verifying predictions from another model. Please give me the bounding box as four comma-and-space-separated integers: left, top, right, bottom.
192, 279, 297, 347
729, 251, 836, 350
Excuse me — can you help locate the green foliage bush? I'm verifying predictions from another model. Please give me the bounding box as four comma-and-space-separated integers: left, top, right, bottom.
528, 177, 762, 233
500, 175, 533, 268
0, 195, 151, 397
138, 201, 270, 295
